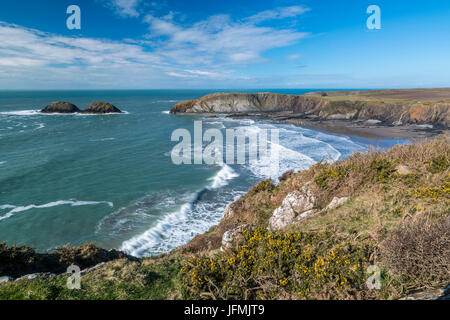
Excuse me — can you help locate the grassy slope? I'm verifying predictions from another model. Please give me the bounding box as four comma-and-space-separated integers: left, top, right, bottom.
1, 135, 449, 300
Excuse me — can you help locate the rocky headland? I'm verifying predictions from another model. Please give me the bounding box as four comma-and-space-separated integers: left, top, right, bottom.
171, 89, 450, 139
1, 134, 448, 300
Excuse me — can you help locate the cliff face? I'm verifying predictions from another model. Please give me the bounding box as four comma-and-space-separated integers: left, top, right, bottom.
170, 92, 450, 126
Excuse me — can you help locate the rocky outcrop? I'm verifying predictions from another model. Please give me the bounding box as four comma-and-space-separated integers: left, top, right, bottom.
170, 92, 450, 126
81, 102, 122, 114
15, 272, 55, 281
221, 224, 256, 251
268, 184, 316, 231
40, 101, 123, 114
401, 286, 450, 300
41, 101, 80, 113
324, 197, 348, 211
223, 203, 236, 219
0, 276, 13, 284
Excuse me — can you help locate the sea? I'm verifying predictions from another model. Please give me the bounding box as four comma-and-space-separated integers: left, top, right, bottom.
0, 89, 406, 257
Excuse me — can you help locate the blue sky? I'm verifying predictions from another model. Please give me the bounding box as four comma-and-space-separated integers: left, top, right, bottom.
0, 0, 449, 89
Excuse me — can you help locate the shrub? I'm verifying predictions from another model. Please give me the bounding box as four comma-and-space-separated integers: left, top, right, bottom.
426, 155, 449, 174
413, 174, 450, 202
315, 165, 348, 189
380, 217, 450, 288
180, 227, 374, 300
248, 179, 275, 195
0, 242, 131, 278
0, 242, 37, 277
278, 170, 294, 182
370, 159, 396, 182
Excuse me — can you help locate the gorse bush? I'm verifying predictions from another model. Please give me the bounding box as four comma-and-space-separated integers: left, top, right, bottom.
315, 164, 349, 189
413, 173, 450, 203
180, 227, 374, 300
249, 179, 276, 195
370, 158, 397, 182
426, 155, 449, 173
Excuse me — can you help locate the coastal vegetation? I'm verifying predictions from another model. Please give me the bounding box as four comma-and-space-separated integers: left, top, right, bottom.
1, 134, 448, 300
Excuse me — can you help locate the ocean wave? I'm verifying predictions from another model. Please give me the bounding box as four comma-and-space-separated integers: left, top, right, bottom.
119, 165, 240, 257
0, 110, 41, 116
208, 164, 239, 189
0, 200, 113, 222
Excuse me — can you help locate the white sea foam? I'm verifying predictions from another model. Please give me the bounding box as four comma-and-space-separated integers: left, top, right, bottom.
0, 110, 41, 116
89, 138, 116, 142
162, 110, 171, 114
0, 200, 113, 222
209, 164, 239, 189
119, 165, 239, 257
120, 202, 193, 256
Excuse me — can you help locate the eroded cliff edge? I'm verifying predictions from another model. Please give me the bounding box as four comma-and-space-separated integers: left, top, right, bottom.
170, 89, 450, 127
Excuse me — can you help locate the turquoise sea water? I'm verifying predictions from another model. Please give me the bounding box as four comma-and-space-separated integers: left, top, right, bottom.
0, 90, 406, 257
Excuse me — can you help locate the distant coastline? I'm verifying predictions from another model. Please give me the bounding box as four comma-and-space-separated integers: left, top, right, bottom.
170, 88, 450, 140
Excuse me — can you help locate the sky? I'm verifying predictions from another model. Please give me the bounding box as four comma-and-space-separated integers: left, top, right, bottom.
0, 0, 449, 89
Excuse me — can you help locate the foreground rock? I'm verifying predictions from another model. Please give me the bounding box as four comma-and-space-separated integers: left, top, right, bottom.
268, 184, 316, 231
82, 101, 122, 114
41, 101, 80, 113
221, 224, 256, 251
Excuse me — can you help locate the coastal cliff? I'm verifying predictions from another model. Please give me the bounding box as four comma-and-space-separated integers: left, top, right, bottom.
171, 89, 450, 127
1, 135, 448, 300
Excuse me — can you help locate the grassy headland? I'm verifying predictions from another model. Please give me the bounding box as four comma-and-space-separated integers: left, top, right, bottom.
1, 134, 448, 300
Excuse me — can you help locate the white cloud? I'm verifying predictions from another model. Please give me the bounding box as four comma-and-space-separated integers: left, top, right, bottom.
108, 0, 141, 18
286, 54, 301, 60
0, 5, 311, 88
245, 6, 310, 24
144, 10, 309, 66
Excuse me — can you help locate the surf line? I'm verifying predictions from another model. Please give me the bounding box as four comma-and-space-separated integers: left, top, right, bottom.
170, 120, 280, 169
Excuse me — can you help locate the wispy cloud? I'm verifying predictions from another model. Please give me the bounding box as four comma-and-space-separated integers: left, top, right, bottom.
144, 10, 309, 66
244, 6, 310, 24
0, 5, 310, 88
106, 0, 141, 18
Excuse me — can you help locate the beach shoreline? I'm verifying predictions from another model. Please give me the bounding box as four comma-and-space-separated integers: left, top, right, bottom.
219, 112, 447, 141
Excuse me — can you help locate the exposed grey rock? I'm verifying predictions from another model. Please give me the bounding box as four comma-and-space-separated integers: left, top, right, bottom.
81, 262, 106, 275
221, 224, 257, 251
324, 197, 348, 211
366, 119, 382, 125
268, 184, 316, 231
223, 203, 235, 219
0, 276, 13, 284
326, 111, 357, 120
15, 272, 55, 281
401, 286, 450, 300
395, 165, 412, 175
